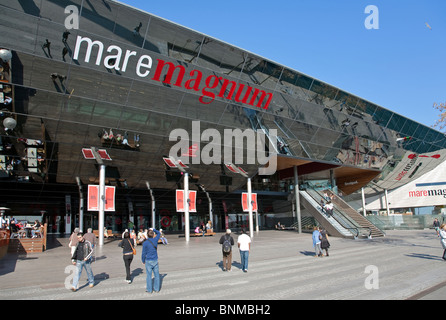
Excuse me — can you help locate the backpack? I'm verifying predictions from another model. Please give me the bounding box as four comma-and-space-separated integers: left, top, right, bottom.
222, 236, 231, 253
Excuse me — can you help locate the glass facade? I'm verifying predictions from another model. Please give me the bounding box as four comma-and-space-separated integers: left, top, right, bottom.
0, 0, 445, 233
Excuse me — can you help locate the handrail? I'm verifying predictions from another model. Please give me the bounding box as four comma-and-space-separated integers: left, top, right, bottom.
306, 189, 359, 227
344, 227, 372, 239
324, 189, 386, 236
304, 189, 373, 238
300, 190, 356, 237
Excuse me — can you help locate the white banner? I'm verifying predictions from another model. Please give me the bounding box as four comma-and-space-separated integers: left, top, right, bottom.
366, 158, 446, 209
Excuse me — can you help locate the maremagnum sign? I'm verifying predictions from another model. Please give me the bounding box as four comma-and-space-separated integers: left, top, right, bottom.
365, 153, 446, 210
73, 35, 273, 109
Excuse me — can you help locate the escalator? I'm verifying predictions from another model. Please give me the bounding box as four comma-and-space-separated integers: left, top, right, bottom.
300, 189, 385, 238
299, 190, 357, 238
323, 189, 386, 238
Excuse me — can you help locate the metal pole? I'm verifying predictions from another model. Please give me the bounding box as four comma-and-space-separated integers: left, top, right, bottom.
385, 189, 390, 215
184, 173, 190, 242
146, 181, 156, 229
76, 177, 84, 232
247, 177, 254, 239
255, 204, 259, 233
98, 164, 106, 246
361, 187, 367, 217
294, 166, 302, 234
203, 189, 213, 228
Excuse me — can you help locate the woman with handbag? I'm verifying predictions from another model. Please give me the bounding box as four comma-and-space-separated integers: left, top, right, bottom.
119, 231, 136, 283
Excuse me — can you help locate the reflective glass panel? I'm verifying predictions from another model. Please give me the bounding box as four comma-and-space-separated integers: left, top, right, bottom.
239, 55, 282, 91
335, 91, 358, 109
373, 108, 392, 127
387, 114, 407, 133
80, 0, 120, 40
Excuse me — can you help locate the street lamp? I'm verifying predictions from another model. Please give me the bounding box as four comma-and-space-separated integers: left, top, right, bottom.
75, 177, 83, 232
163, 156, 191, 241
81, 147, 112, 246
225, 163, 255, 239
145, 181, 156, 229
0, 49, 12, 62
3, 117, 16, 133
196, 183, 213, 229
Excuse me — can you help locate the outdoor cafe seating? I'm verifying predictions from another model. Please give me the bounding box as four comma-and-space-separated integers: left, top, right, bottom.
9, 221, 43, 239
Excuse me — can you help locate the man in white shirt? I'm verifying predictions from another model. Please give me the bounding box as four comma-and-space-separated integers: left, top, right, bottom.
237, 228, 251, 272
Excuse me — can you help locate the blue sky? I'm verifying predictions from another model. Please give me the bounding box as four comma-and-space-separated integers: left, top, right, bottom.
120, 0, 446, 130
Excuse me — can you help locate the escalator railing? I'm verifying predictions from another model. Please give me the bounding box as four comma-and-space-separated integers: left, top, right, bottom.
303, 189, 372, 238
299, 190, 356, 238
323, 189, 386, 238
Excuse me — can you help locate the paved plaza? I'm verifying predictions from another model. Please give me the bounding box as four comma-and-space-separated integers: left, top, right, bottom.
0, 229, 445, 301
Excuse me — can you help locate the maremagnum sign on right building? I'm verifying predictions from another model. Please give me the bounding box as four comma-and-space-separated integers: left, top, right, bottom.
366, 155, 446, 210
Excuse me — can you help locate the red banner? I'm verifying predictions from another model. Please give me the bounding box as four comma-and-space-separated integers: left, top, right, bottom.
176, 190, 197, 212
88, 185, 99, 211
189, 190, 197, 212
176, 190, 184, 212
242, 193, 257, 212
105, 186, 115, 211
87, 185, 115, 211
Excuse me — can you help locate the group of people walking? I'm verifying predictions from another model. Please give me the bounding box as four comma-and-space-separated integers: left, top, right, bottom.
65, 219, 446, 295
67, 226, 253, 293
218, 228, 251, 272
68, 227, 162, 293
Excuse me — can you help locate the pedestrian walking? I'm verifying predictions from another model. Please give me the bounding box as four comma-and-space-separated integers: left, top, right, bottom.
71, 232, 94, 291
320, 228, 330, 257
433, 218, 440, 237
219, 229, 234, 271
83, 228, 97, 248
119, 231, 135, 284
133, 22, 142, 36
62, 47, 68, 61
141, 228, 161, 293
312, 226, 323, 257
42, 39, 51, 56
440, 224, 446, 261
69, 227, 80, 256
50, 73, 67, 81
237, 228, 251, 272
62, 30, 70, 43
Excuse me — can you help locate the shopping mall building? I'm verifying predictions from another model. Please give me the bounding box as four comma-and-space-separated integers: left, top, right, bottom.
0, 0, 445, 235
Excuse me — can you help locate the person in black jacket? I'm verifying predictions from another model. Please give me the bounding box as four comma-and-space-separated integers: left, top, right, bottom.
219, 229, 234, 271
71, 233, 94, 291
119, 231, 135, 284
